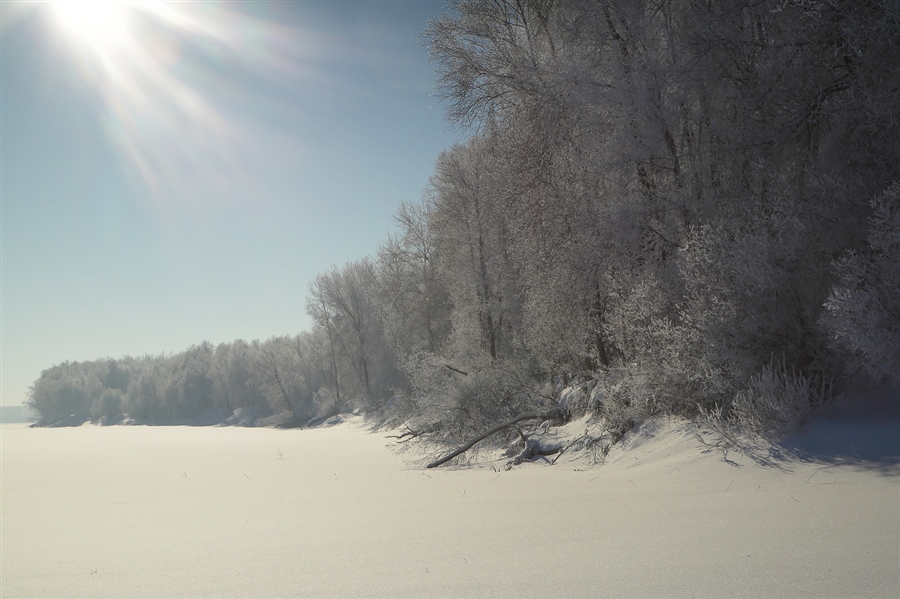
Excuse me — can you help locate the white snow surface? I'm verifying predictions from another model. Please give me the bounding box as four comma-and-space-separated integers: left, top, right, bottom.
2, 396, 898, 598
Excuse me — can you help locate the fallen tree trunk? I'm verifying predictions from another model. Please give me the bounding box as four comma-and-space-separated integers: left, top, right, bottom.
510, 437, 563, 465
426, 408, 562, 469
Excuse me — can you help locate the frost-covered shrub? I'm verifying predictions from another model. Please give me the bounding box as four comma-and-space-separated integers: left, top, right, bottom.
399, 354, 547, 450
821, 183, 900, 390
312, 387, 341, 419
555, 377, 603, 419
731, 357, 831, 437
374, 394, 416, 430
600, 368, 658, 436
602, 271, 673, 367
648, 195, 819, 415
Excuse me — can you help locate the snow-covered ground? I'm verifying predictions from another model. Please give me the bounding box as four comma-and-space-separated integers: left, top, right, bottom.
2, 394, 898, 598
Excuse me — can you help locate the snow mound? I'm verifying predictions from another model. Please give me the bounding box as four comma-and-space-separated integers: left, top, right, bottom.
306, 413, 360, 428
222, 406, 261, 427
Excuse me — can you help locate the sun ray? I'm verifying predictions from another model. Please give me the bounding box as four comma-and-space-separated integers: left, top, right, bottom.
40, 1, 322, 206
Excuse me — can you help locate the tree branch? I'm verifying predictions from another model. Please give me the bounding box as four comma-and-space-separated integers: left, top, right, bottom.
426, 407, 561, 468
445, 364, 470, 376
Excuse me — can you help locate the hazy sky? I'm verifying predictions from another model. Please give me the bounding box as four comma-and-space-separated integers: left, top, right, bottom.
1, 1, 458, 406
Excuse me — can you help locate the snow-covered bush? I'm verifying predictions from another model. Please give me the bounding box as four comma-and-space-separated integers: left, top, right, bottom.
312, 387, 341, 420
555, 377, 603, 418
398, 354, 549, 451
664, 195, 821, 412
821, 183, 900, 390
595, 192, 813, 419
731, 357, 831, 437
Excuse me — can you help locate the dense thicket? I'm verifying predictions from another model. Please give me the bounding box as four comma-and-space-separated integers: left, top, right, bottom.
30, 1, 898, 447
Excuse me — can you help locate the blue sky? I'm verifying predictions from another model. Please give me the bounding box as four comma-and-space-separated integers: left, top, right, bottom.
1, 1, 458, 406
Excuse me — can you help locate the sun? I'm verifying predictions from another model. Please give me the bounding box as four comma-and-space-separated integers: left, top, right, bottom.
50, 1, 135, 54
35, 0, 309, 203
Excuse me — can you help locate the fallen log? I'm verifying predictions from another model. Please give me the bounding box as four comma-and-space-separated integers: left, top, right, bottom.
510, 437, 563, 465
426, 408, 562, 469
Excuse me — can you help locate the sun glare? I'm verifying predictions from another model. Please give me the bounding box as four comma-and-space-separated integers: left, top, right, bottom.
37, 1, 314, 204
50, 1, 134, 53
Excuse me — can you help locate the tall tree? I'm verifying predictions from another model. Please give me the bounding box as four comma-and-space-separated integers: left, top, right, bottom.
376, 200, 451, 357
307, 259, 401, 407
429, 138, 522, 364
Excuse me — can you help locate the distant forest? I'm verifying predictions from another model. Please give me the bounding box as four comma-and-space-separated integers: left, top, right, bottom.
28, 1, 898, 449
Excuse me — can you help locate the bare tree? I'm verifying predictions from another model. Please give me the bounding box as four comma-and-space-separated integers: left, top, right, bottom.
376, 200, 451, 357
307, 259, 402, 408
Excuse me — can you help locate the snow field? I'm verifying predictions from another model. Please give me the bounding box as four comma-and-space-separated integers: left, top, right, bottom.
1, 417, 897, 598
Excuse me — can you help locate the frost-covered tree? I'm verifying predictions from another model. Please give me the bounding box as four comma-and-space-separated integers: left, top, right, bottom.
212, 339, 266, 412
822, 184, 900, 390
429, 138, 523, 364
376, 200, 451, 358
421, 0, 899, 429
307, 259, 403, 409
27, 362, 92, 425
253, 336, 314, 422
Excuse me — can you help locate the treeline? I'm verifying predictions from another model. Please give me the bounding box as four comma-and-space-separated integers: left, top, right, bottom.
26, 335, 375, 427
29, 1, 898, 443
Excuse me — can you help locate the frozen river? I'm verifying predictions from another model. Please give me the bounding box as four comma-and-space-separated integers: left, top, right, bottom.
2, 416, 898, 598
